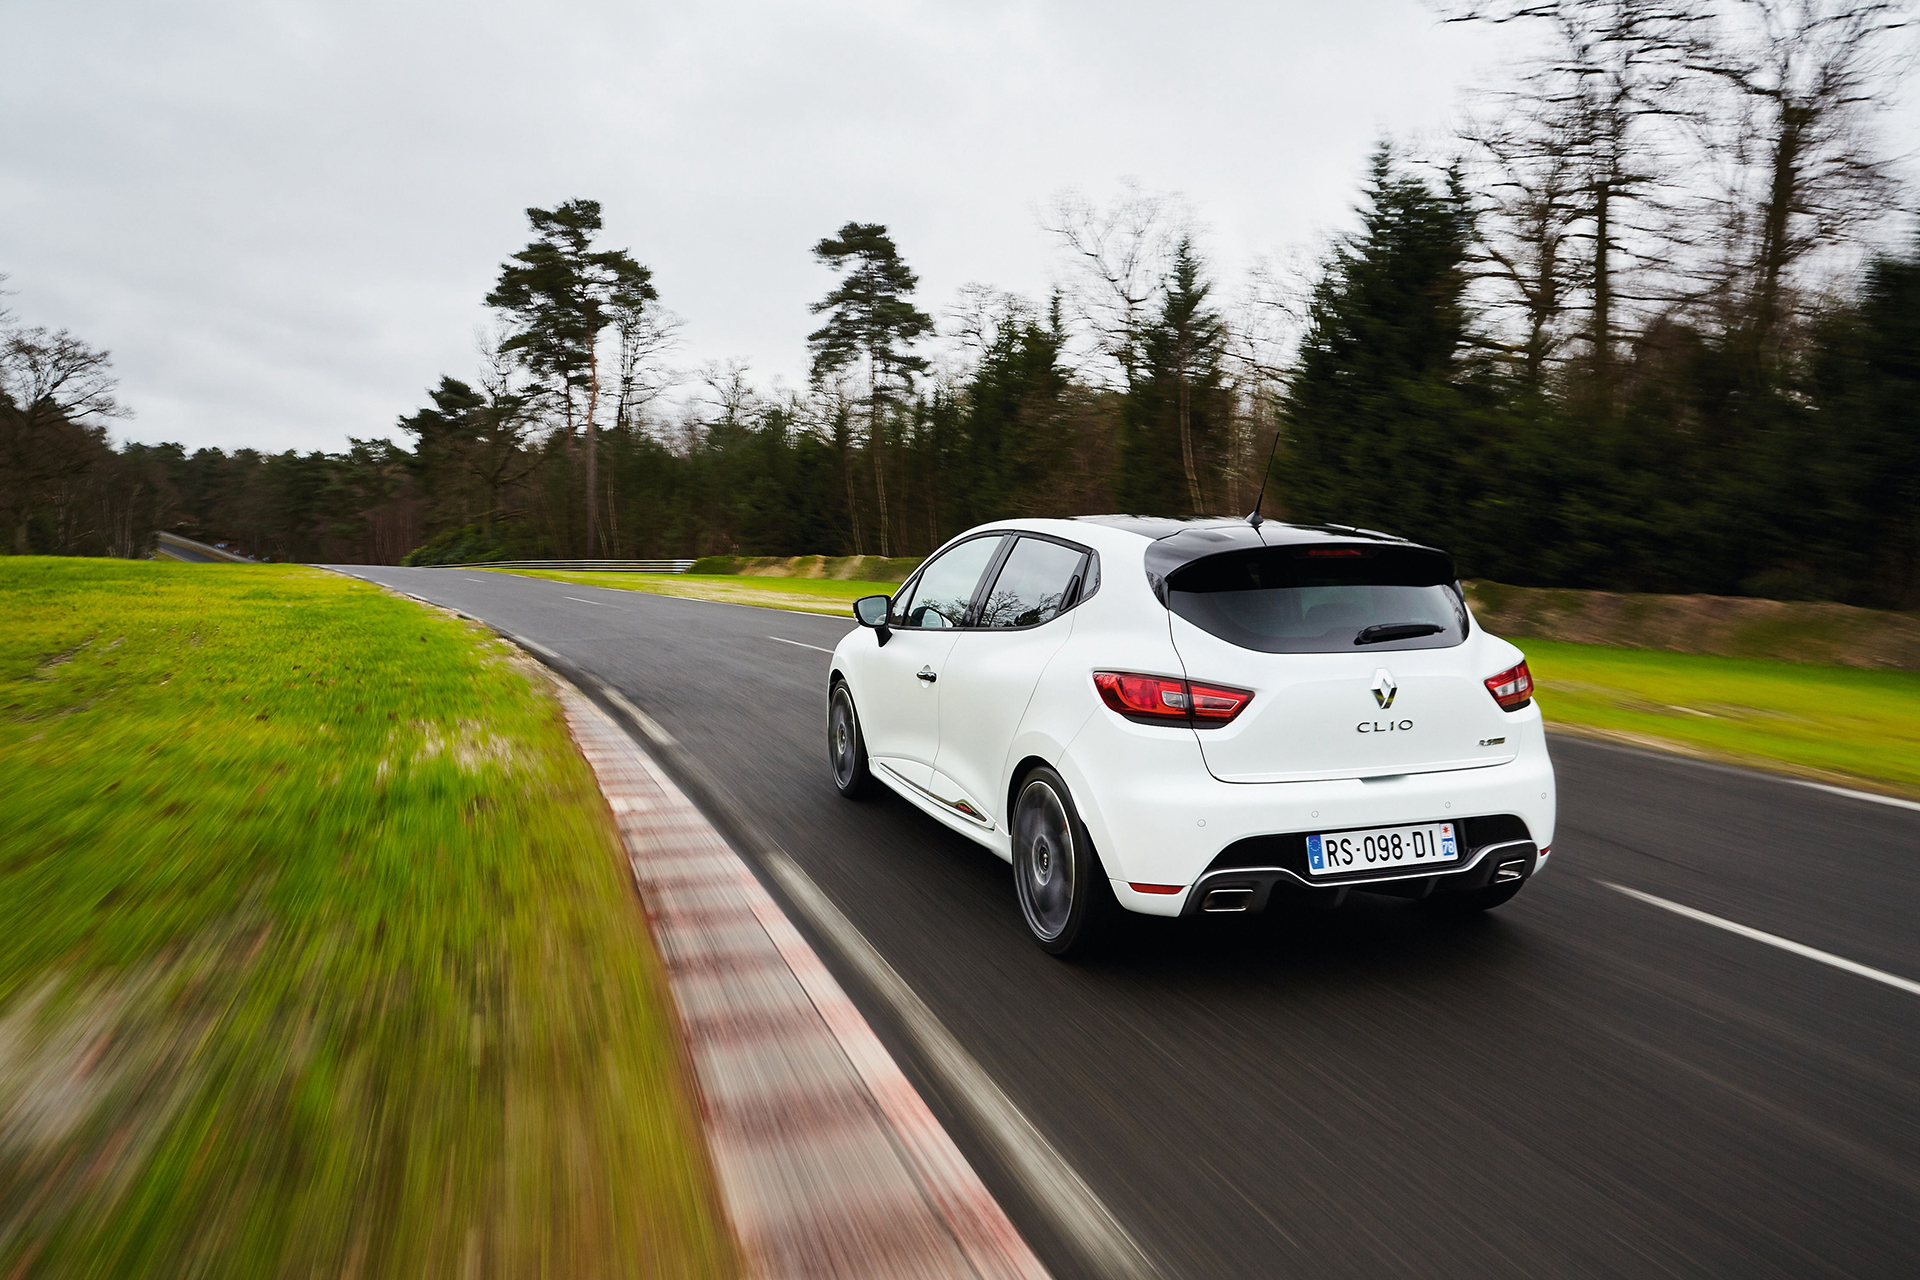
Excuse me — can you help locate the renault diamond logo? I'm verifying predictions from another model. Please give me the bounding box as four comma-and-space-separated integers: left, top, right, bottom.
1371, 668, 1397, 710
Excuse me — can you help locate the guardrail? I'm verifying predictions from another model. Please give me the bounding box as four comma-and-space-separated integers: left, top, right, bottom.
435, 559, 697, 573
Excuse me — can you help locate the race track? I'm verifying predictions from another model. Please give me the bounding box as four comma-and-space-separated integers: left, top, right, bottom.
336, 566, 1920, 1280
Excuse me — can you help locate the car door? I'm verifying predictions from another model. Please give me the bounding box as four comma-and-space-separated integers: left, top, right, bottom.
857, 533, 1006, 790
930, 534, 1091, 827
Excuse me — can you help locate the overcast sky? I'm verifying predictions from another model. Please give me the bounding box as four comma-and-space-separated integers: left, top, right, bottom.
2, 2, 1913, 454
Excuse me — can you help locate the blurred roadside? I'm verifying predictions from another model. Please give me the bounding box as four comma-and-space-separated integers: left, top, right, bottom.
0, 559, 733, 1279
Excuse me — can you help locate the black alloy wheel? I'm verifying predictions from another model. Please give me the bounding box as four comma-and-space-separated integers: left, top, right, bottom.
1011, 765, 1117, 956
829, 681, 877, 799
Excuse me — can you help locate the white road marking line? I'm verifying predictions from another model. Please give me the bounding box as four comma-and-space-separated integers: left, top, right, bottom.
605, 686, 1158, 1278
564, 595, 614, 606
562, 690, 1051, 1279
1793, 781, 1920, 813
510, 634, 561, 661
757, 845, 1161, 1279
551, 584, 853, 620
769, 636, 835, 654
593, 680, 680, 748
1602, 881, 1920, 998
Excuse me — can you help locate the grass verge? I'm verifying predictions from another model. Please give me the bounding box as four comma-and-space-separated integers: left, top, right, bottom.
495, 569, 899, 615
1523, 637, 1920, 798
0, 558, 732, 1280
1467, 579, 1920, 670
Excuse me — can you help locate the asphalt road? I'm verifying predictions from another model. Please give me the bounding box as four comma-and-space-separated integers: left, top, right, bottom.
155, 541, 228, 563
338, 566, 1920, 1280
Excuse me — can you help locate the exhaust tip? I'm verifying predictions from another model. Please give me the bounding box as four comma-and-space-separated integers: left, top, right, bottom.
1493, 858, 1528, 884
1202, 887, 1254, 913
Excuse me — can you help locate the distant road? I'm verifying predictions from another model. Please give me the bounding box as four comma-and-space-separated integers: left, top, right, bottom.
337, 565, 1920, 1280
155, 532, 251, 563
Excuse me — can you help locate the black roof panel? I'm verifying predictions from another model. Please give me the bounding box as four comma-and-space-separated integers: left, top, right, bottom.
1069, 514, 1248, 539
1070, 514, 1411, 546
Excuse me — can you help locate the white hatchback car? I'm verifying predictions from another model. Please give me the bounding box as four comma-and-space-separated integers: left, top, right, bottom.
827, 516, 1556, 955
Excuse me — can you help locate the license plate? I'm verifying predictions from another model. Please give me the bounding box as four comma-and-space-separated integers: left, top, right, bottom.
1306, 822, 1458, 876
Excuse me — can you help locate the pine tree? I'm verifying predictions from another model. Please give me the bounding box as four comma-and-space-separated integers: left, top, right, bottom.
486, 200, 655, 555
807, 222, 932, 556
956, 302, 1071, 525
1283, 149, 1486, 549
1116, 240, 1228, 516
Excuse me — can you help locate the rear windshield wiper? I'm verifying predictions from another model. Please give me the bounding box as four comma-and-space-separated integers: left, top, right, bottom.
1354, 622, 1445, 645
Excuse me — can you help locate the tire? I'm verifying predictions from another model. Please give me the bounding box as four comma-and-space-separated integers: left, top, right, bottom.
1427, 880, 1525, 914
829, 681, 878, 799
1010, 765, 1118, 957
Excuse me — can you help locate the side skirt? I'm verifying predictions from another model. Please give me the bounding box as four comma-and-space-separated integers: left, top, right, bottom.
875, 762, 1014, 861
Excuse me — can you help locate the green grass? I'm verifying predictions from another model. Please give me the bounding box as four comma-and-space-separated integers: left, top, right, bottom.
0, 558, 732, 1280
1523, 637, 1920, 797
495, 569, 900, 614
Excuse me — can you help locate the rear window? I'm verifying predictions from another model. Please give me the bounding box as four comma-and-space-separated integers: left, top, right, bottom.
1165, 545, 1467, 654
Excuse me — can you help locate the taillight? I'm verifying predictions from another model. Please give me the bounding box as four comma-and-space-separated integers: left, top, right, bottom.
1484, 660, 1533, 711
1093, 671, 1253, 727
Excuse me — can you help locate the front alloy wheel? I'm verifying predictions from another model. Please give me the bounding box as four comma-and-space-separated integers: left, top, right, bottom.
829, 681, 876, 799
1012, 766, 1115, 956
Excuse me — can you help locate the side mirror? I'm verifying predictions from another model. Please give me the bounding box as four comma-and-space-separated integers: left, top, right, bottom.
853, 594, 893, 645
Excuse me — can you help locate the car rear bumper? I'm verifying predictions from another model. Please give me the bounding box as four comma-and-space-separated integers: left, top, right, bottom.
1177, 836, 1540, 916
1066, 708, 1557, 917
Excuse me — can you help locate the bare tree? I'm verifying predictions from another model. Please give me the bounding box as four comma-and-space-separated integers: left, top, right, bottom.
1461, 89, 1588, 385
1445, 2, 1711, 409
1042, 183, 1182, 386
613, 303, 682, 431
1219, 260, 1299, 513
1693, 0, 1913, 351
945, 283, 1032, 360
700, 359, 760, 429
0, 327, 122, 553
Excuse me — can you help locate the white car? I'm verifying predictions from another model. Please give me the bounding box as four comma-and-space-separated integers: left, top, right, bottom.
827, 516, 1556, 955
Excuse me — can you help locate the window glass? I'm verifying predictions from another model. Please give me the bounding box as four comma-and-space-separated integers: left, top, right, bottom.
1166, 545, 1465, 653
978, 537, 1087, 629
894, 536, 1003, 628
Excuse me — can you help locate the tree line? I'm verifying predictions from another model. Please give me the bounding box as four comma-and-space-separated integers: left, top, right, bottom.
5, 0, 1916, 607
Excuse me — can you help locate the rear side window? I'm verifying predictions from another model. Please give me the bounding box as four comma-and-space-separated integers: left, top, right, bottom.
1166, 545, 1466, 654
893, 535, 1004, 628
978, 536, 1087, 629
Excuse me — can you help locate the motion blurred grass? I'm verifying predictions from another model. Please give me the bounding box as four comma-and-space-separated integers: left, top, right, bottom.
1523, 637, 1920, 797
500, 568, 898, 614
0, 558, 732, 1280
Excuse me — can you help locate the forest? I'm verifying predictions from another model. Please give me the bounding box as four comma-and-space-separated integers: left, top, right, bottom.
4, 1, 1917, 607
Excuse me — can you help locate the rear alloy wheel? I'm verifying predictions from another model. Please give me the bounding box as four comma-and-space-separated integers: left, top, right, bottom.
829, 682, 877, 799
1011, 766, 1116, 956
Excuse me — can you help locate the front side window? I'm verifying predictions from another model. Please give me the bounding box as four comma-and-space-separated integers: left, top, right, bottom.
893, 535, 1004, 628
978, 537, 1087, 629
1166, 545, 1466, 653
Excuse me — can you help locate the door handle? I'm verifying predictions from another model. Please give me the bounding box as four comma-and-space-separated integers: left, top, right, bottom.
916, 667, 938, 683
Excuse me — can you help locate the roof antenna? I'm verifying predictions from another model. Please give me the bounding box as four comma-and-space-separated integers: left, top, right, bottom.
1246, 429, 1283, 528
